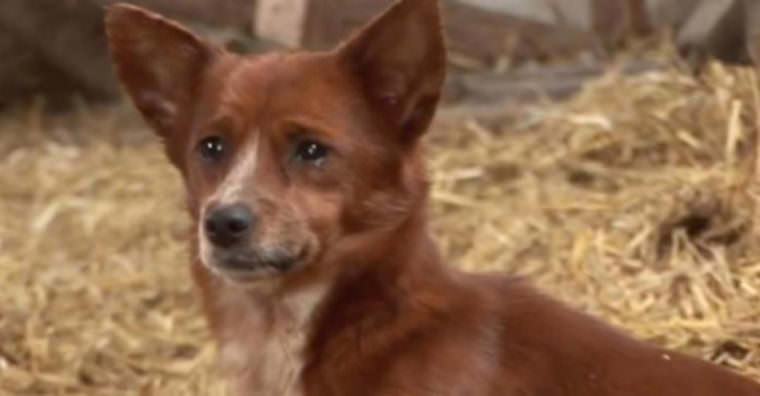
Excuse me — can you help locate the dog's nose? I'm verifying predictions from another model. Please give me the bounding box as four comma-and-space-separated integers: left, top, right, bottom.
204, 204, 255, 247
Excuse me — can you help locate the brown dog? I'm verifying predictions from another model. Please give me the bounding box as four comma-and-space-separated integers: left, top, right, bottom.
105, 1, 760, 395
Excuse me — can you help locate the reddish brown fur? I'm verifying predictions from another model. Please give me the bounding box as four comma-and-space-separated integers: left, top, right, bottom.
105, 1, 760, 395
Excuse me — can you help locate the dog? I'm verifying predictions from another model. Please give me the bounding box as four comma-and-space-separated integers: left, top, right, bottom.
105, 1, 760, 395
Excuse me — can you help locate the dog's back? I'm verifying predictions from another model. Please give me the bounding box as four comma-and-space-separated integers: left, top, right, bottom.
304, 269, 760, 395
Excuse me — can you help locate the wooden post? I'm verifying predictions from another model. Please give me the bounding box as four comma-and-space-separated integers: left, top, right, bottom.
254, 0, 311, 48
591, 0, 651, 46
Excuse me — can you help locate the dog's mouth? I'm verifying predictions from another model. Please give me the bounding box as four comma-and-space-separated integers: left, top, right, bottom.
204, 247, 307, 282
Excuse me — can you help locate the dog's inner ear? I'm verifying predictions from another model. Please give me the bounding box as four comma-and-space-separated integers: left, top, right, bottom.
105, 5, 218, 137
338, 0, 446, 141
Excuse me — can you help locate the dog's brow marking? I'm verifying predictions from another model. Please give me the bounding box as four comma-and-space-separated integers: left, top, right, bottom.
216, 131, 260, 204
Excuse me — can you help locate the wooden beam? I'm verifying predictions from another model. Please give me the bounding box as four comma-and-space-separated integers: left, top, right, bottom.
95, 0, 255, 29
253, 0, 599, 66
444, 60, 661, 105
676, 0, 748, 68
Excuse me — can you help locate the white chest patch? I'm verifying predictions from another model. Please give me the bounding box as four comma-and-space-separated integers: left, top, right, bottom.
217, 284, 327, 396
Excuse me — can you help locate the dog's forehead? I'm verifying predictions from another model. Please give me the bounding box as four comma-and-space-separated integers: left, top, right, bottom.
233, 53, 318, 92
211, 52, 349, 125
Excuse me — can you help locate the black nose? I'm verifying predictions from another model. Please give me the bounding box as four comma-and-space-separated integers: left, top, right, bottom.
204, 204, 255, 247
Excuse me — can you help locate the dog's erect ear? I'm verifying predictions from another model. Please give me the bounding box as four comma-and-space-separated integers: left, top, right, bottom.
105, 4, 219, 137
338, 0, 446, 141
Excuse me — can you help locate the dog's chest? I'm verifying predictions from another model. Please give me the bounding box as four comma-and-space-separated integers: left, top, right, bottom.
216, 286, 325, 396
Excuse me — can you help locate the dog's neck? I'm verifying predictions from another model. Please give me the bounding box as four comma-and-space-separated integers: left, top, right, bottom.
298, 208, 455, 392
334, 204, 438, 277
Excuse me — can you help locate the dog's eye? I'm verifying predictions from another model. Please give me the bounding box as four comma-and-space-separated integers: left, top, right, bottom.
198, 136, 226, 162
293, 140, 329, 165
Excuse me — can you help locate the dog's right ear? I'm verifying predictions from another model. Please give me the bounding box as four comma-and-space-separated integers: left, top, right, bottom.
105, 4, 219, 137
337, 0, 446, 143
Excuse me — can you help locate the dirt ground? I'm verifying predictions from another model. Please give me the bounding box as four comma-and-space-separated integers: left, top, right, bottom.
1, 60, 760, 395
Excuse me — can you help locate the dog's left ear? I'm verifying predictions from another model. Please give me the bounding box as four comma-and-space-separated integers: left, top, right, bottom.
338, 0, 446, 141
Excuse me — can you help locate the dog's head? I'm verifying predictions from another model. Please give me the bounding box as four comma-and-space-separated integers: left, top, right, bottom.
105, 0, 446, 287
